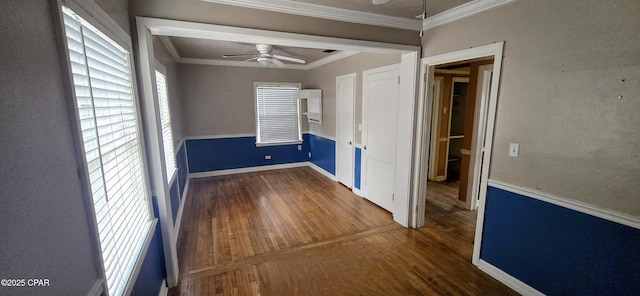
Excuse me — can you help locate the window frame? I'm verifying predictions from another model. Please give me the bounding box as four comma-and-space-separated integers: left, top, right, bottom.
53, 1, 156, 295
154, 61, 177, 183
254, 82, 303, 147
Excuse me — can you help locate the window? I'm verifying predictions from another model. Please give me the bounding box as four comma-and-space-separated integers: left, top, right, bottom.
255, 83, 302, 146
155, 66, 176, 181
62, 7, 152, 295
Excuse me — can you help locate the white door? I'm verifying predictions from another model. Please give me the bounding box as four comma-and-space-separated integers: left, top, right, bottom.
362, 64, 400, 212
336, 73, 356, 188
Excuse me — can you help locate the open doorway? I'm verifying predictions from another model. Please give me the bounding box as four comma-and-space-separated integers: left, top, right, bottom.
424, 59, 494, 260
427, 59, 494, 207
413, 42, 504, 266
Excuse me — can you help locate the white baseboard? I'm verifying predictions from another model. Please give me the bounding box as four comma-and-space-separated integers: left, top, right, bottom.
188, 162, 308, 179
158, 279, 168, 296
478, 260, 543, 296
352, 188, 364, 197
308, 162, 337, 181
86, 279, 104, 296
455, 200, 469, 209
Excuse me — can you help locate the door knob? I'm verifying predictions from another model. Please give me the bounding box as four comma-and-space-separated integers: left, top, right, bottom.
364, 146, 367, 150
348, 141, 352, 145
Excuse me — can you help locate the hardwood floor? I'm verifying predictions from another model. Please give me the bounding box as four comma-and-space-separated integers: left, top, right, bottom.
169, 167, 516, 295
424, 181, 478, 263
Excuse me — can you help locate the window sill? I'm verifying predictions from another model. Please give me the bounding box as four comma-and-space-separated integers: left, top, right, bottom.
256, 140, 303, 147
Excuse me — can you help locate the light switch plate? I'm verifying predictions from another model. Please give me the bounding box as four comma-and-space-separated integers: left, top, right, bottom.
509, 143, 519, 157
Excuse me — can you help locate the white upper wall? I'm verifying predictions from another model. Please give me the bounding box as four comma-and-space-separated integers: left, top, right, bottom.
423, 0, 640, 216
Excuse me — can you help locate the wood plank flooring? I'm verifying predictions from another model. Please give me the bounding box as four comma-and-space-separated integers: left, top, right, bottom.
169, 167, 516, 296
424, 181, 478, 264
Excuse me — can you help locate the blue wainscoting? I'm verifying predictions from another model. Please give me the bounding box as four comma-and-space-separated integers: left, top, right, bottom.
131, 196, 166, 295
354, 147, 362, 189
186, 135, 311, 173
481, 186, 640, 295
176, 143, 188, 199
169, 179, 180, 225
308, 134, 336, 175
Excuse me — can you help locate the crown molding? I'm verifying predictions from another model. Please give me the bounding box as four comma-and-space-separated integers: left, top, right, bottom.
304, 51, 358, 70
158, 35, 359, 70
158, 36, 182, 61
199, 0, 421, 31
180, 58, 308, 70
422, 0, 516, 30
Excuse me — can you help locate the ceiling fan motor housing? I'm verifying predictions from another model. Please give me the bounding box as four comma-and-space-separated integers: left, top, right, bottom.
256, 44, 273, 53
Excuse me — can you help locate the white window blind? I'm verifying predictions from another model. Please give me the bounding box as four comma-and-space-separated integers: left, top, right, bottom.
255, 84, 302, 145
154, 70, 176, 181
62, 7, 152, 296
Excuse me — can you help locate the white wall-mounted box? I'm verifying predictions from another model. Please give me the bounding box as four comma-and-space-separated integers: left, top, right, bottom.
298, 89, 322, 125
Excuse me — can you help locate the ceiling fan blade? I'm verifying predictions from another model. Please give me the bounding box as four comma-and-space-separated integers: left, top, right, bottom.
272, 55, 306, 64
372, 0, 391, 5
270, 58, 285, 67
242, 57, 258, 63
222, 54, 257, 58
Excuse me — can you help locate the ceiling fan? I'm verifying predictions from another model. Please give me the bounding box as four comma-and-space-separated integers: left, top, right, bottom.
222, 44, 306, 67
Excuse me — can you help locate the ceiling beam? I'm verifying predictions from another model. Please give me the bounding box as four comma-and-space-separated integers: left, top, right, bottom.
142, 17, 420, 54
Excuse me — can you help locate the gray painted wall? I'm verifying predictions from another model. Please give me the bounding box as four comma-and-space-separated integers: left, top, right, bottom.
130, 0, 420, 46
177, 53, 400, 141
94, 0, 130, 34
154, 36, 184, 149
304, 53, 401, 143
0, 1, 100, 295
423, 0, 640, 216
178, 65, 307, 137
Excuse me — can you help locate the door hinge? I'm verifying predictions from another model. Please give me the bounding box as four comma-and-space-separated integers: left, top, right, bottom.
397, 76, 401, 85
392, 194, 395, 201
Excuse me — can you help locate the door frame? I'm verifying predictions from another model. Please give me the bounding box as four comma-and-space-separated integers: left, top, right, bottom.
427, 76, 444, 181
411, 42, 504, 266
335, 72, 357, 189
468, 66, 494, 210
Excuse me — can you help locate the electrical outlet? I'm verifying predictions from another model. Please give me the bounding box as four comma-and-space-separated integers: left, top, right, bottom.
509, 143, 519, 157
308, 152, 312, 158
265, 155, 272, 160
298, 145, 302, 151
